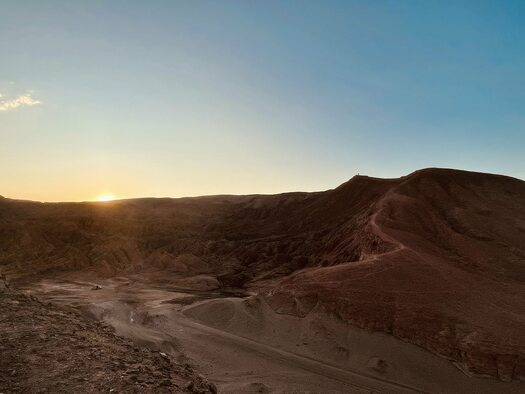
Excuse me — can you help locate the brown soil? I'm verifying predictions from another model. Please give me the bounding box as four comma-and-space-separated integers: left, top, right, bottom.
0, 284, 216, 394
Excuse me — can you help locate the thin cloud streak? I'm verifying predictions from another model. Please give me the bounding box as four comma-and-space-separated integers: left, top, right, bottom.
0, 94, 42, 112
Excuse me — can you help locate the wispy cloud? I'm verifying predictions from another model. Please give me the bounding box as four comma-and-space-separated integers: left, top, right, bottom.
0, 94, 42, 112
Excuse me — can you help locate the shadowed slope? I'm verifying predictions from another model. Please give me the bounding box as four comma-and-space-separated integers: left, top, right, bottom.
267, 169, 525, 380
1, 168, 524, 381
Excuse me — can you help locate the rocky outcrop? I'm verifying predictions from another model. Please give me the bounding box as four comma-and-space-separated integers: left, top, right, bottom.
0, 287, 215, 393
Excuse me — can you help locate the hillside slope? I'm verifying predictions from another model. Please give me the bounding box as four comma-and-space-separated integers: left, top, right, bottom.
0, 284, 215, 393
267, 169, 525, 380
1, 168, 524, 381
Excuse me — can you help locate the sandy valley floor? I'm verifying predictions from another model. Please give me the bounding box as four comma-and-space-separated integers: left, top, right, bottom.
20, 275, 525, 394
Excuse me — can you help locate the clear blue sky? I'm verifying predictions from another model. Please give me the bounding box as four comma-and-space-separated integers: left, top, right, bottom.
1, 0, 524, 201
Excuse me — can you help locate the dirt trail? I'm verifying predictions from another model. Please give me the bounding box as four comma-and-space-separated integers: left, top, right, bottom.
174, 315, 425, 394
20, 277, 525, 394
23, 279, 376, 393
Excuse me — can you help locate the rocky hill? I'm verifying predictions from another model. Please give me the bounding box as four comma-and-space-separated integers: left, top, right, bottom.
1, 168, 524, 381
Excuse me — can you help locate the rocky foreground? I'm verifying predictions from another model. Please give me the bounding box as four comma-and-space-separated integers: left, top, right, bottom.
0, 283, 216, 393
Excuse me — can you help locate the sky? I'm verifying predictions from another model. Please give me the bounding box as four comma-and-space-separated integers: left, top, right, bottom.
1, 0, 524, 202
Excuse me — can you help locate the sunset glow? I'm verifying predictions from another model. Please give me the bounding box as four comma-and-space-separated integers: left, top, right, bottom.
96, 193, 116, 202
1, 2, 524, 202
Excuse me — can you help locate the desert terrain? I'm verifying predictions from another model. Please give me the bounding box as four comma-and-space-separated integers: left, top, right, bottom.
0, 280, 215, 393
1, 168, 525, 393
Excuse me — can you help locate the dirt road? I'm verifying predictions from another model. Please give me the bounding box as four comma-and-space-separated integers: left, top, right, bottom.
22, 277, 525, 394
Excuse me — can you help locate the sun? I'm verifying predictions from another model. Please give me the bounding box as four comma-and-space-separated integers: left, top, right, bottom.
96, 193, 116, 202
